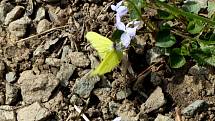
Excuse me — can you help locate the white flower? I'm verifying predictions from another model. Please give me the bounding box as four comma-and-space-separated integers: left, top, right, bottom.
113, 117, 121, 121
111, 1, 128, 17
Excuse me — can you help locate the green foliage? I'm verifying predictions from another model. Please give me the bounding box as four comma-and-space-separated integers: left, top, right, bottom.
207, 1, 215, 18
187, 20, 204, 34
127, 0, 145, 20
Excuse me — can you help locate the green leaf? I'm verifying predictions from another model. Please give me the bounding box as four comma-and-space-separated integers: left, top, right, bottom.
182, 1, 207, 14
111, 30, 123, 43
208, 1, 215, 18
169, 52, 186, 68
187, 20, 204, 34
127, 0, 145, 20
155, 30, 176, 48
157, 10, 175, 20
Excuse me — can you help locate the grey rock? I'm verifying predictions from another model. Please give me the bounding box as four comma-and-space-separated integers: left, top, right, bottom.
5, 83, 19, 105
44, 91, 63, 112
188, 65, 210, 76
37, 19, 51, 33
34, 7, 45, 22
89, 54, 99, 69
73, 73, 100, 98
182, 100, 207, 117
17, 102, 51, 121
0, 92, 4, 105
69, 52, 90, 67
61, 45, 71, 62
6, 72, 16, 83
18, 70, 59, 104
0, 2, 13, 24
0, 105, 16, 121
4, 6, 25, 25
45, 58, 61, 66
141, 86, 166, 113
44, 38, 59, 50
56, 63, 76, 86
146, 47, 164, 64
154, 114, 174, 121
116, 88, 132, 100
8, 16, 31, 38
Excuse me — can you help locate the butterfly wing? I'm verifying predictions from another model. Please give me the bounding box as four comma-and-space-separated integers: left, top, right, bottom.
91, 50, 123, 76
86, 32, 113, 59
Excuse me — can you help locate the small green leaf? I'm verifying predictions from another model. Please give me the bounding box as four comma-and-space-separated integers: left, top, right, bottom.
111, 30, 123, 43
182, 1, 207, 14
169, 52, 186, 68
155, 30, 176, 48
127, 0, 145, 20
187, 20, 204, 34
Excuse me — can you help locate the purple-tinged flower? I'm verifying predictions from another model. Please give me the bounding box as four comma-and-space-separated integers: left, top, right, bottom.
116, 20, 141, 47
113, 117, 121, 121
111, 1, 128, 17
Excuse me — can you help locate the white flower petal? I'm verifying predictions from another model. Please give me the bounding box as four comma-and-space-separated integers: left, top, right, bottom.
126, 27, 137, 37
116, 21, 126, 31
113, 117, 121, 121
116, 1, 123, 8
121, 32, 131, 48
111, 5, 117, 11
116, 6, 128, 17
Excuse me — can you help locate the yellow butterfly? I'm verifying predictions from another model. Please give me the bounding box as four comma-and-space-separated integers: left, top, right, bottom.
85, 32, 123, 76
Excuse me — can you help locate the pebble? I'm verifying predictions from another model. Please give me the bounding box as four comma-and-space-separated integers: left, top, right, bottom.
146, 47, 164, 64
34, 7, 45, 22
4, 6, 25, 25
154, 114, 174, 121
0, 105, 16, 121
0, 91, 5, 105
5, 83, 19, 105
0, 2, 13, 24
44, 91, 63, 112
56, 63, 76, 86
141, 86, 166, 113
182, 100, 207, 118
6, 72, 16, 83
17, 102, 51, 121
8, 16, 31, 38
69, 52, 90, 67
70, 94, 84, 106
72, 73, 100, 98
36, 19, 51, 33
116, 88, 132, 100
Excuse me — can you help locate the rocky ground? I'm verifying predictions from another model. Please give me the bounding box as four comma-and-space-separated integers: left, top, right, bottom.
0, 0, 215, 121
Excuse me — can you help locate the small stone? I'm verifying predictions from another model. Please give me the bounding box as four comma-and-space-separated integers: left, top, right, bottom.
18, 70, 59, 104
0, 2, 13, 24
0, 92, 5, 105
61, 45, 71, 62
0, 105, 16, 121
44, 91, 63, 112
5, 83, 19, 105
73, 73, 100, 98
69, 52, 90, 67
8, 16, 31, 38
109, 101, 121, 115
17, 102, 51, 121
188, 65, 210, 76
141, 86, 166, 113
6, 72, 16, 83
116, 88, 132, 100
70, 95, 84, 106
45, 58, 61, 66
56, 63, 76, 86
154, 114, 174, 121
36, 19, 51, 33
93, 88, 111, 102
34, 7, 45, 22
182, 100, 207, 117
4, 6, 25, 25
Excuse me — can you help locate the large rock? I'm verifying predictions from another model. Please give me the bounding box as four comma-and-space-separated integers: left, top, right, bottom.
34, 7, 45, 22
6, 72, 16, 83
141, 86, 166, 113
36, 19, 51, 33
4, 6, 25, 25
8, 16, 31, 38
17, 102, 51, 121
18, 70, 59, 104
0, 105, 16, 121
